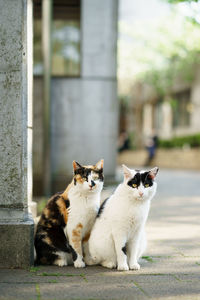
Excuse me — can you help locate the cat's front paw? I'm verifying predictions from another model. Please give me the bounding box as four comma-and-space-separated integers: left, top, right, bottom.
117, 263, 129, 271
54, 255, 67, 267
74, 259, 86, 268
129, 262, 140, 270
54, 258, 67, 267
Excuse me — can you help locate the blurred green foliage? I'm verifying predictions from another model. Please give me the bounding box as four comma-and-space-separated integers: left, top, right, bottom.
159, 133, 200, 148
167, 0, 199, 3
118, 2, 200, 95
37, 197, 48, 215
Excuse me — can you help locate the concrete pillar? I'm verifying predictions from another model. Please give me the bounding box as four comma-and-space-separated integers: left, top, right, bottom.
191, 67, 200, 131
143, 103, 153, 136
0, 0, 34, 268
27, 0, 37, 218
160, 101, 173, 139
51, 0, 118, 191
42, 0, 52, 197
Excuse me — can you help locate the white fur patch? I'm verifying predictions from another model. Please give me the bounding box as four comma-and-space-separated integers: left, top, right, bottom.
54, 252, 67, 267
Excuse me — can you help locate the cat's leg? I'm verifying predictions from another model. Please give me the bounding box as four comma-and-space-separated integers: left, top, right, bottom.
35, 241, 65, 266
82, 236, 95, 266
54, 251, 68, 267
68, 223, 85, 268
113, 234, 129, 271
49, 228, 73, 266
83, 241, 97, 265
127, 227, 144, 270
86, 229, 116, 268
137, 230, 147, 260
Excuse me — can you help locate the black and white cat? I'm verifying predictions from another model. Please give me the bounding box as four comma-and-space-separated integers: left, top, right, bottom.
85, 165, 159, 271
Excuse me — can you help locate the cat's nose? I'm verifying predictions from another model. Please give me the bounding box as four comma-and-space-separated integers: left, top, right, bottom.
139, 191, 144, 197
90, 180, 96, 188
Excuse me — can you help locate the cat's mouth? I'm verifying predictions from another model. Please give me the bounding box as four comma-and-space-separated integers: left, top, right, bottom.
89, 186, 96, 191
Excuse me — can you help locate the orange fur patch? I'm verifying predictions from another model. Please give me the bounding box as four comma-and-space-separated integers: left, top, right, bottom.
75, 174, 84, 184
56, 197, 68, 225
62, 181, 73, 199
43, 207, 50, 219
72, 223, 83, 255
83, 231, 90, 243
43, 236, 52, 246
51, 218, 58, 225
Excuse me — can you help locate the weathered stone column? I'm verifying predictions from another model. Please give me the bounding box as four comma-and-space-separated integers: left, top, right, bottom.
191, 67, 200, 131
0, 0, 34, 268
161, 100, 173, 139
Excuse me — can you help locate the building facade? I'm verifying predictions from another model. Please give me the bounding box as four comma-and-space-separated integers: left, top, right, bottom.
33, 0, 119, 195
123, 67, 200, 149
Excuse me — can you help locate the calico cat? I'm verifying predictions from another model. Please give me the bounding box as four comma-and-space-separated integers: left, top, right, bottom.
86, 165, 158, 271
34, 159, 104, 267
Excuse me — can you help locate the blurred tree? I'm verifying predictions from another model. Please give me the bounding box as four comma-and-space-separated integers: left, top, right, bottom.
118, 3, 200, 96
166, 0, 200, 25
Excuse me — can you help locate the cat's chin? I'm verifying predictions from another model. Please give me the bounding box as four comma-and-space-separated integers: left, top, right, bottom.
136, 197, 144, 201
88, 187, 102, 193
133, 195, 148, 202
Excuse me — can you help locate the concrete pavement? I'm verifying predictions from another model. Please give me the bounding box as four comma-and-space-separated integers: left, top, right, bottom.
0, 168, 200, 299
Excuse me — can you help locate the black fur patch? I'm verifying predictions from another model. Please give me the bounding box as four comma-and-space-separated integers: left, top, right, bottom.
65, 199, 70, 208
122, 245, 127, 255
128, 171, 153, 188
75, 167, 104, 182
75, 167, 90, 179
35, 238, 58, 265
71, 247, 78, 261
34, 193, 72, 265
95, 168, 104, 181
97, 198, 108, 218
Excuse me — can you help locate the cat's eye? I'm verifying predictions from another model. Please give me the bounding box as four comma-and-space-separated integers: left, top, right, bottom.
132, 184, 137, 188
145, 184, 149, 188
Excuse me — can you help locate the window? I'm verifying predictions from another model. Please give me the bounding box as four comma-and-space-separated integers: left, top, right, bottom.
33, 0, 81, 76
172, 90, 191, 128
155, 99, 163, 131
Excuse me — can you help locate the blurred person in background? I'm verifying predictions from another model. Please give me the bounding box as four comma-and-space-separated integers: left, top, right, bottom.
118, 130, 130, 153
144, 130, 159, 166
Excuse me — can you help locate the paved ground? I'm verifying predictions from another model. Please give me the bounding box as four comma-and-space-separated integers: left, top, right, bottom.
1, 168, 200, 300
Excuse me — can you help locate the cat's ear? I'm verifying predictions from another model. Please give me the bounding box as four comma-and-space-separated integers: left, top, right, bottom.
73, 161, 83, 171
122, 164, 132, 180
95, 159, 104, 169
149, 167, 159, 179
